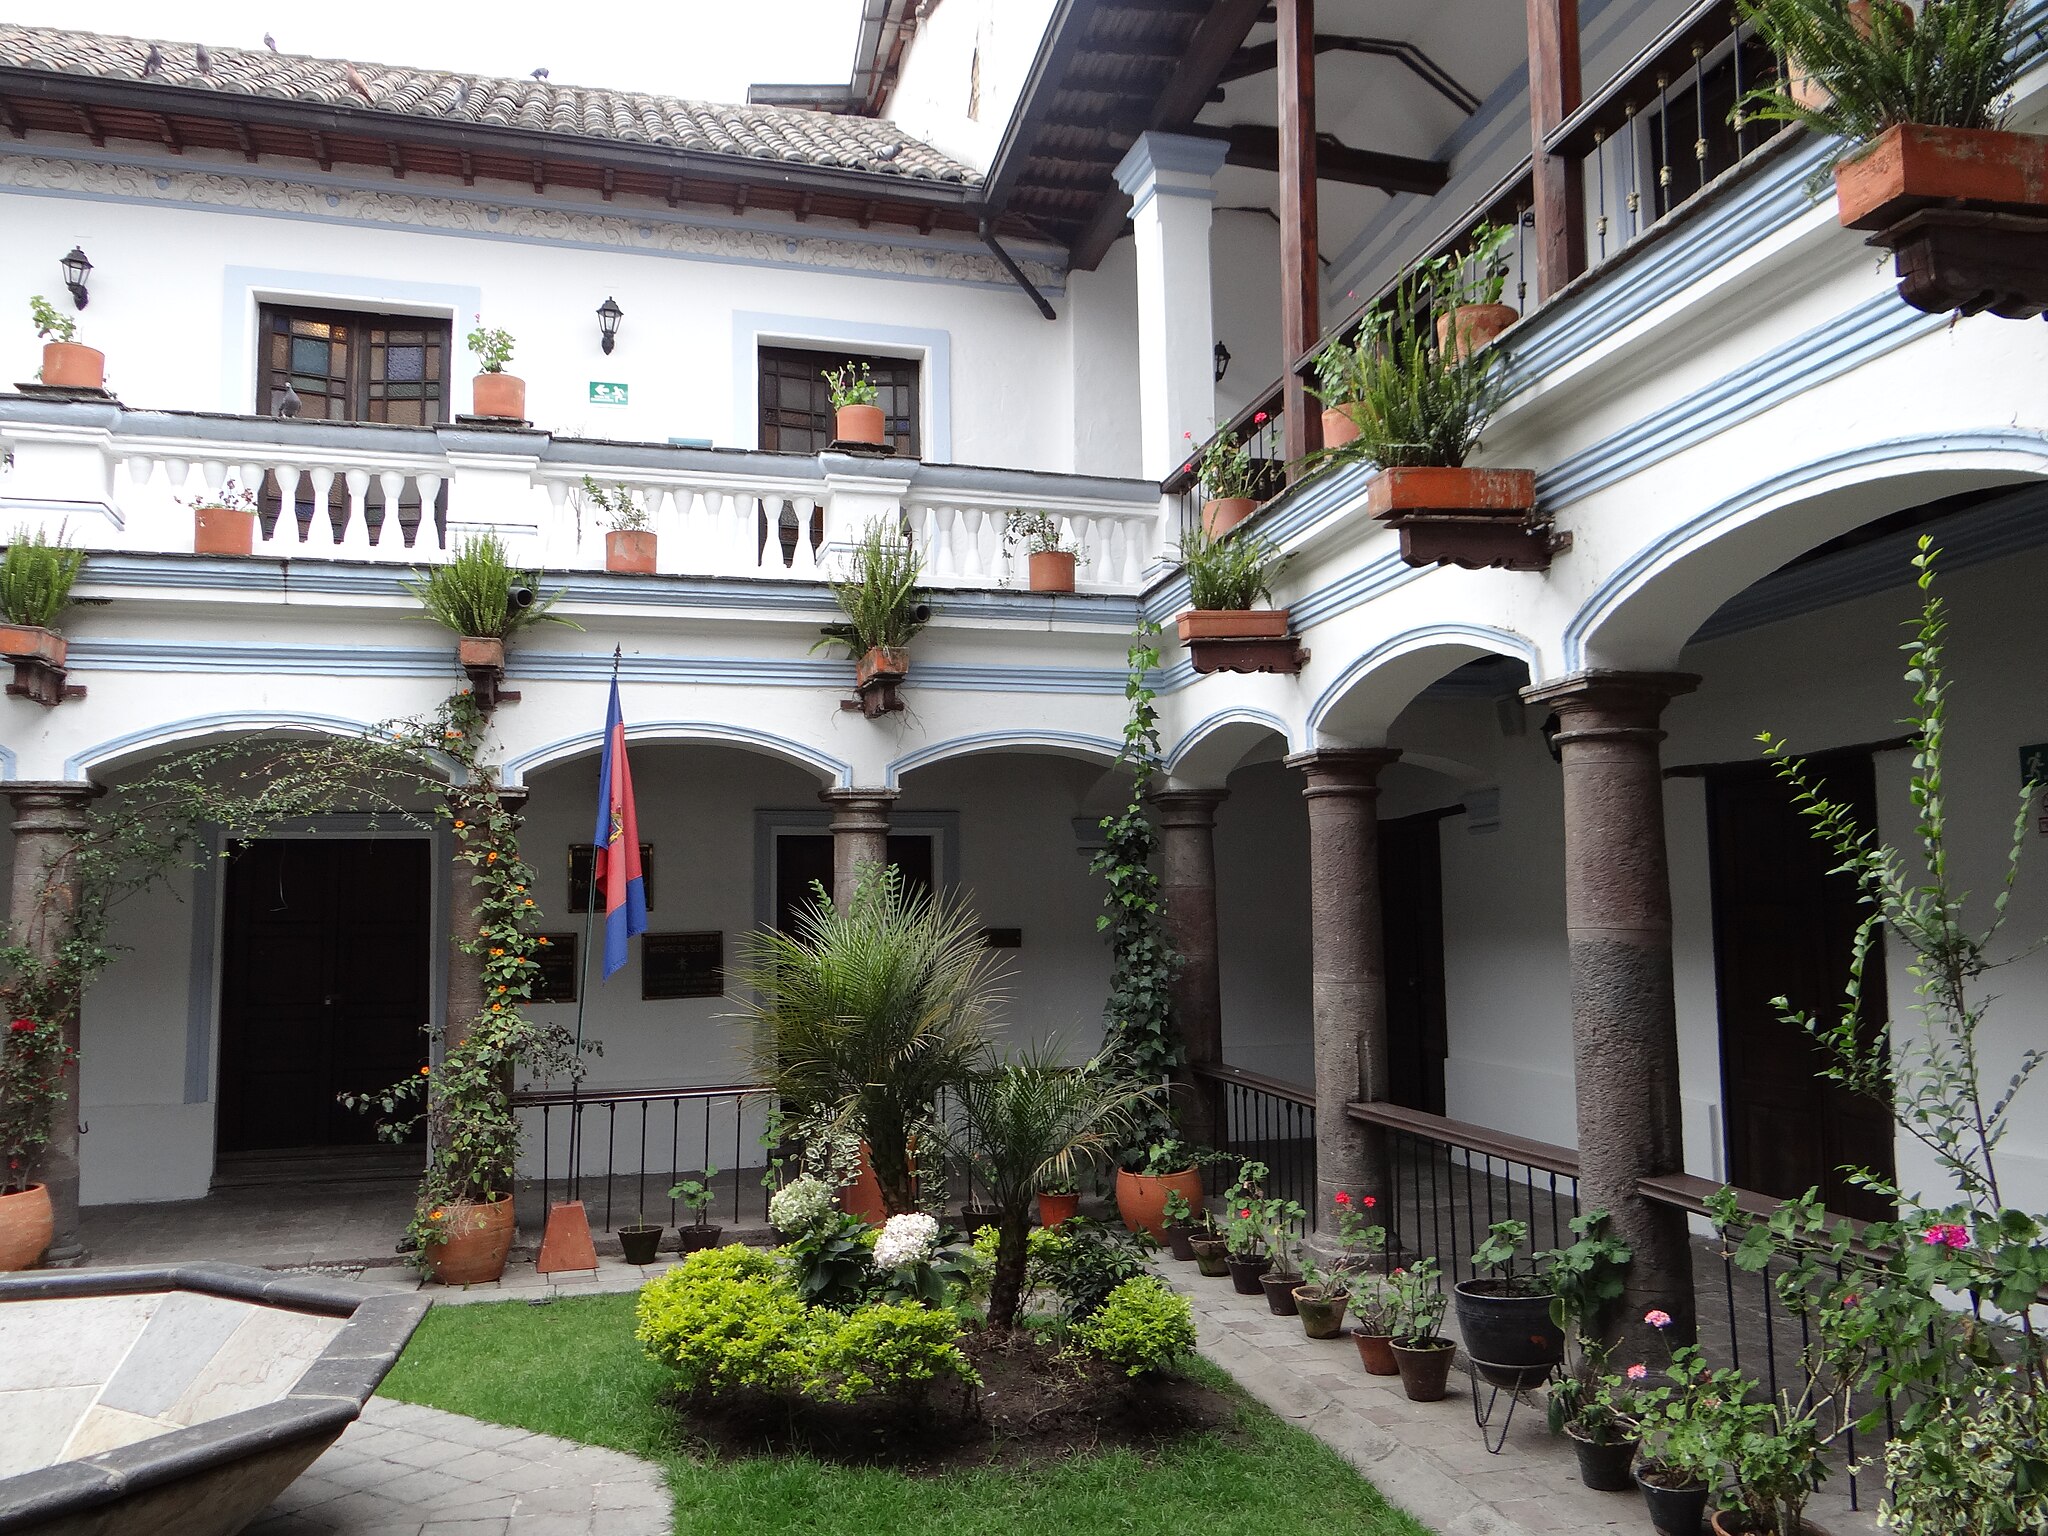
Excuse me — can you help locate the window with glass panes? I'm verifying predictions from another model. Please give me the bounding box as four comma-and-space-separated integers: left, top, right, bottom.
758, 346, 920, 457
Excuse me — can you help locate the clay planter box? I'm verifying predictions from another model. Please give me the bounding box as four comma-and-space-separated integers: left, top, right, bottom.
0, 624, 65, 667
1177, 608, 1305, 676
458, 635, 505, 672
1835, 124, 2048, 231
472, 371, 527, 420
1176, 608, 1289, 644
1435, 302, 1519, 359
606, 529, 656, 574
41, 341, 104, 390
1037, 1191, 1079, 1227
856, 645, 909, 689
422, 1195, 515, 1285
1115, 1165, 1205, 1241
0, 1182, 53, 1271
835, 403, 886, 444
1367, 466, 1547, 571
1028, 550, 1077, 592
193, 505, 256, 556
1201, 497, 1257, 537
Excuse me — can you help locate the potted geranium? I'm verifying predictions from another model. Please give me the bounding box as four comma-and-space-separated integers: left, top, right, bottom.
0, 527, 85, 707
186, 478, 261, 558
1431, 223, 1518, 359
583, 477, 655, 574
1158, 1187, 1200, 1260
466, 317, 524, 421
29, 297, 102, 391
825, 361, 886, 446
1549, 1351, 1649, 1492
1002, 509, 1082, 593
669, 1165, 722, 1254
1347, 1270, 1402, 1374
1189, 424, 1265, 536
615, 1212, 663, 1266
404, 533, 575, 711
1220, 1159, 1279, 1295
813, 518, 929, 718
1174, 524, 1298, 674
1292, 1258, 1351, 1340
1114, 1139, 1206, 1240
0, 1011, 66, 1269
1255, 1196, 1309, 1316
1387, 1258, 1456, 1401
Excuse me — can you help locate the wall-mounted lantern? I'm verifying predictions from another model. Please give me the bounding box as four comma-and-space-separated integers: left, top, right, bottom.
61, 246, 92, 310
596, 296, 623, 355
1212, 339, 1231, 383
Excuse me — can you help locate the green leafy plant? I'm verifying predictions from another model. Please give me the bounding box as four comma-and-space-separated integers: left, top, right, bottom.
823, 361, 879, 409
1737, 0, 2021, 164
1001, 508, 1080, 558
182, 478, 259, 514
1220, 1160, 1305, 1270
1190, 424, 1264, 502
813, 517, 929, 657
1388, 1258, 1449, 1344
404, 533, 572, 640
1432, 221, 1515, 308
0, 528, 84, 628
466, 317, 515, 373
804, 1298, 980, 1404
1310, 336, 1368, 409
1180, 523, 1287, 612
1072, 1276, 1197, 1377
1335, 271, 1509, 469
736, 860, 1001, 1219
781, 1209, 882, 1309
668, 1165, 719, 1225
1033, 1215, 1158, 1324
580, 476, 649, 533
1548, 1346, 1653, 1445
28, 296, 74, 345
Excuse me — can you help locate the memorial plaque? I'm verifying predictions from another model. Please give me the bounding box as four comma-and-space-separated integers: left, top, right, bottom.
530, 933, 579, 1004
643, 931, 723, 1000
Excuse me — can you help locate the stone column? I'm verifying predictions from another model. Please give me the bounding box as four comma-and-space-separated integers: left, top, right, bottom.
7, 782, 102, 1266
1522, 670, 1699, 1351
820, 789, 897, 910
1112, 131, 1230, 481
1152, 789, 1229, 1148
1284, 749, 1400, 1219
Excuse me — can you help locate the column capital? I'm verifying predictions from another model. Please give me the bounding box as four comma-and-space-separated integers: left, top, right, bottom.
1284, 747, 1401, 796
4, 780, 103, 803
1148, 787, 1229, 828
820, 787, 898, 816
1521, 670, 1699, 730
1113, 131, 1230, 209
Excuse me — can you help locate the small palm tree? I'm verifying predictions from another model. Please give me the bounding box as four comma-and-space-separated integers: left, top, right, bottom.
924, 1043, 1154, 1329
736, 862, 1001, 1216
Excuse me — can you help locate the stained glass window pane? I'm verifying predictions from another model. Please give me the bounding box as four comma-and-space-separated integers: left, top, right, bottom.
386, 346, 425, 382
290, 337, 329, 374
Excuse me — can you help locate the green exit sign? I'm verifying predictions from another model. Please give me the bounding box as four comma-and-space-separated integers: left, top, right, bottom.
588, 381, 628, 406
2024, 743, 2048, 788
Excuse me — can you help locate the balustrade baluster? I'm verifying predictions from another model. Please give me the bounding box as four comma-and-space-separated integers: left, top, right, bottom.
375, 471, 409, 550
414, 474, 444, 553
339, 470, 374, 556
307, 468, 338, 546
267, 467, 304, 550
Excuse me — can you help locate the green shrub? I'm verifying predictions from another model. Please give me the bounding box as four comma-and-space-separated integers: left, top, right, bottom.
634, 1245, 813, 1397
0, 528, 85, 627
1036, 1217, 1157, 1322
804, 1298, 980, 1403
1074, 1276, 1196, 1377
1181, 524, 1286, 612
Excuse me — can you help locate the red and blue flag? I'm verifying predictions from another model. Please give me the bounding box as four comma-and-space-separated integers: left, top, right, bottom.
592, 677, 646, 979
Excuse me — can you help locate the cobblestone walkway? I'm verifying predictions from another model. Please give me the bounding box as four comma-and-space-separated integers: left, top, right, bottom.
246, 1397, 670, 1536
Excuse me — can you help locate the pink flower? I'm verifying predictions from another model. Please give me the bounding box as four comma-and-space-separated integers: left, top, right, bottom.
1238, 1208, 1251, 1219
1842, 1292, 1861, 1308
1924, 1224, 1971, 1250
1626, 1364, 1648, 1381
1362, 1195, 1376, 1208
1644, 1309, 1673, 1329
1253, 411, 1268, 424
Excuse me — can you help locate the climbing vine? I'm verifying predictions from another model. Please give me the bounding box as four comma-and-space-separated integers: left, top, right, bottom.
1090, 624, 1183, 1161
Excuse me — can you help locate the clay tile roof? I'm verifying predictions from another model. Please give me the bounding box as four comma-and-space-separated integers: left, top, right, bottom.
0, 23, 981, 185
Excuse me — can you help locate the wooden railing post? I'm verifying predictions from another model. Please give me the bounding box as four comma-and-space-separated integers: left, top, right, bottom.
1277, 0, 1324, 470
1525, 0, 1587, 300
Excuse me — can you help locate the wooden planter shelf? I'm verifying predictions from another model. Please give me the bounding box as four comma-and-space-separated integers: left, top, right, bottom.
1176, 609, 1307, 675
844, 646, 909, 718
1366, 467, 1559, 572
1, 624, 83, 705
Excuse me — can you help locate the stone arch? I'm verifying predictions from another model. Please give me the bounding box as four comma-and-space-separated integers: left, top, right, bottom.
1307, 624, 1542, 747
502, 720, 853, 790
884, 729, 1125, 789
1568, 431, 2048, 671
1163, 708, 1293, 788
66, 710, 455, 782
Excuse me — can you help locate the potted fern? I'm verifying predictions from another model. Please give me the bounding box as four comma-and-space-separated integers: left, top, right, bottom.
1002, 509, 1082, 593
29, 298, 102, 391
466, 318, 524, 421
582, 477, 655, 574
403, 533, 573, 710
814, 518, 929, 716
0, 527, 84, 706
825, 361, 886, 447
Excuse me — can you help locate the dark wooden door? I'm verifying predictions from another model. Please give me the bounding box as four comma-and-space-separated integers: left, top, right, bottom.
773, 832, 935, 935
217, 839, 432, 1153
1379, 812, 1449, 1114
1706, 752, 1894, 1220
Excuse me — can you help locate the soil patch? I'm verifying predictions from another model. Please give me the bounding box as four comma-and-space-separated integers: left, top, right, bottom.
666, 1326, 1236, 1471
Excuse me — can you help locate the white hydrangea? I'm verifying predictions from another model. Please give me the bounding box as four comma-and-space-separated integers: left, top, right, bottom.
872, 1212, 940, 1271
768, 1175, 835, 1235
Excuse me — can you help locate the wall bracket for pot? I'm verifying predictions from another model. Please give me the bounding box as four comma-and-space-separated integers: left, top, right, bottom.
843, 676, 906, 718
825, 438, 897, 457
462, 661, 519, 712
1186, 636, 1309, 675
5, 657, 85, 705
1867, 207, 2048, 319
1385, 514, 1568, 572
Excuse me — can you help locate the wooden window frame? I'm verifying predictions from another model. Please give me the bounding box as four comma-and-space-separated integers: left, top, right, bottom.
757, 344, 922, 458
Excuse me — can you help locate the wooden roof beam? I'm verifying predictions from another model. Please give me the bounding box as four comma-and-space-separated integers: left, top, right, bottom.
388, 142, 406, 177
72, 102, 104, 145
600, 165, 616, 201
531, 157, 545, 192
232, 120, 257, 162
667, 175, 682, 207
0, 95, 21, 138
459, 148, 474, 184
309, 128, 331, 170
156, 111, 183, 154
1219, 34, 1482, 115
1199, 122, 1448, 197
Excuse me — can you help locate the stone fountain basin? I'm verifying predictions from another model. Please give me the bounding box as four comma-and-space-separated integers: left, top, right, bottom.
0, 1264, 429, 1536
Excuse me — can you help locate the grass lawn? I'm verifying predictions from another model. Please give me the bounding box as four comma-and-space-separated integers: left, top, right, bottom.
378, 1290, 1429, 1535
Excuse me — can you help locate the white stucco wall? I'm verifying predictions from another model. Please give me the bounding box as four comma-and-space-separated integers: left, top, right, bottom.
883, 0, 1060, 172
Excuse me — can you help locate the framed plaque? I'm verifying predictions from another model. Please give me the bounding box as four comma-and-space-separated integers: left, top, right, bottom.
568, 842, 654, 914
530, 934, 579, 1004
642, 931, 724, 1000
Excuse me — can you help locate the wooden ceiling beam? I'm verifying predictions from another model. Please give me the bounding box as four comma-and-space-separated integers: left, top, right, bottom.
459, 148, 474, 185
531, 156, 545, 192
388, 142, 406, 178
309, 128, 332, 170
72, 102, 104, 145
232, 120, 257, 163
601, 165, 616, 201
1195, 121, 1449, 196
156, 111, 183, 154
1218, 34, 1483, 115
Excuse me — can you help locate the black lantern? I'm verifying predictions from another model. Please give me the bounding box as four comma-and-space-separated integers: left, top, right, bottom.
61, 246, 92, 309
596, 296, 623, 355
1212, 339, 1231, 382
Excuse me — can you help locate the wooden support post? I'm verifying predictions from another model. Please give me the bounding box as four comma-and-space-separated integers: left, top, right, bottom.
1526, 0, 1587, 300
1278, 0, 1323, 469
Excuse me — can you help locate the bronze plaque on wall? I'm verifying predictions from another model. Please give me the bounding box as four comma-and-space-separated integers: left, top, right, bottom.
529, 934, 579, 1004
642, 931, 724, 1000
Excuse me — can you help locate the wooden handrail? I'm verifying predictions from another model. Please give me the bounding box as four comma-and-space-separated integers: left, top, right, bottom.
1192, 1059, 1317, 1108
1346, 1100, 1582, 1178
511, 1081, 766, 1108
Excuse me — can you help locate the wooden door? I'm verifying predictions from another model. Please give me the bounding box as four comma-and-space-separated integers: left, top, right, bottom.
217, 839, 432, 1154
1706, 753, 1894, 1220
1379, 812, 1449, 1114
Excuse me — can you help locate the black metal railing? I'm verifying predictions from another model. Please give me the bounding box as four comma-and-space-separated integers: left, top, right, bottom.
1195, 1062, 1317, 1225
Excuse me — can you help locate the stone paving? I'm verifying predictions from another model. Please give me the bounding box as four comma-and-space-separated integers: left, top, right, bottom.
245, 1396, 669, 1536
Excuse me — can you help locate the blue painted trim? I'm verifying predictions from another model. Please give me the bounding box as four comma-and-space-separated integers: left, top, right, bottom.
885, 730, 1124, 788
66, 710, 392, 779
1164, 708, 1294, 773
731, 310, 953, 459
503, 720, 854, 790
221, 267, 481, 415
1307, 623, 1542, 736
1562, 429, 2048, 668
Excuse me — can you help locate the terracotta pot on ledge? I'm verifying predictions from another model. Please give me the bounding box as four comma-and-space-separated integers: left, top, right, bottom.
1321, 403, 1366, 450
472, 372, 527, 421
1175, 608, 1290, 644
1201, 497, 1258, 537
856, 645, 909, 688
0, 623, 66, 668
41, 342, 104, 390
0, 1182, 53, 1271
835, 403, 886, 445
1027, 549, 1077, 593
605, 529, 656, 574
1176, 608, 1304, 676
193, 505, 257, 556
1367, 466, 1551, 572
1834, 123, 2048, 231
1436, 303, 1519, 360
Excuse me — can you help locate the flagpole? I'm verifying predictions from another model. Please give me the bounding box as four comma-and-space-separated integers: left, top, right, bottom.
563, 645, 622, 1196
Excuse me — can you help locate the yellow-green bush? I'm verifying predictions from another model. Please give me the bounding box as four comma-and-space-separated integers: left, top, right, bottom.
1073, 1276, 1197, 1377
804, 1298, 981, 1403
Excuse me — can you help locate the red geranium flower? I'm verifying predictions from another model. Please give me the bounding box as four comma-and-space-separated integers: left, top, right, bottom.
1362, 1195, 1376, 1207
8, 1018, 35, 1033
1333, 1191, 1350, 1206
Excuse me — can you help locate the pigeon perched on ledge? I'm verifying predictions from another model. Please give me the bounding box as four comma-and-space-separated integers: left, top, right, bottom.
273, 382, 302, 419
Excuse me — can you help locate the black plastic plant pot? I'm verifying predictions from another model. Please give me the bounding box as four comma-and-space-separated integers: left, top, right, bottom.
1224, 1252, 1272, 1295
1452, 1278, 1563, 1388
675, 1224, 722, 1255
1566, 1424, 1639, 1492
1259, 1271, 1302, 1315
1635, 1462, 1710, 1536
617, 1225, 663, 1265
1161, 1222, 1197, 1262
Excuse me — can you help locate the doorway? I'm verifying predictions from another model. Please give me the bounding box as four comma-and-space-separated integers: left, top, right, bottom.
1379, 811, 1449, 1115
216, 838, 432, 1160
1705, 751, 1895, 1220
772, 833, 936, 936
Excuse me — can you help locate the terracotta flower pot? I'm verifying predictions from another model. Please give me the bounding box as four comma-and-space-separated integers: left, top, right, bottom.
1294, 1289, 1349, 1339
1028, 550, 1077, 593
1115, 1166, 1205, 1240
0, 1183, 54, 1271
605, 529, 656, 574
457, 635, 505, 672
1707, 1512, 1829, 1536
421, 1195, 515, 1285
1160, 1221, 1197, 1261
1259, 1270, 1302, 1315
835, 403, 886, 444
1366, 466, 1538, 518
838, 1140, 888, 1225
1565, 1422, 1640, 1492
1636, 1463, 1711, 1536
856, 646, 909, 688
676, 1223, 723, 1255
1435, 303, 1519, 360
1390, 1337, 1456, 1401
1835, 123, 2048, 232
617, 1224, 663, 1265
1175, 608, 1290, 644
0, 624, 65, 666
193, 505, 256, 557
41, 342, 104, 390
472, 372, 527, 420
1321, 403, 1365, 449
1189, 1235, 1231, 1277
1037, 1191, 1079, 1227
1350, 1328, 1400, 1375
1201, 497, 1258, 537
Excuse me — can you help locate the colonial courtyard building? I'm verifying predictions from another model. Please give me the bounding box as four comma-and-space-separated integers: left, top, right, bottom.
3, 0, 2046, 1363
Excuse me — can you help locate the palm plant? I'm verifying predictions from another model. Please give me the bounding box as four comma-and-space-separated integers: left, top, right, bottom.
1738, 0, 2020, 157
814, 518, 929, 657
0, 528, 84, 627
735, 862, 1001, 1217
1181, 524, 1287, 611
923, 1042, 1153, 1329
403, 533, 571, 639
